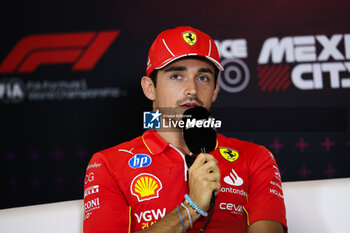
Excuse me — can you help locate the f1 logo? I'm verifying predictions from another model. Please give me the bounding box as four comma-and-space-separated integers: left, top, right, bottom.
0, 30, 120, 74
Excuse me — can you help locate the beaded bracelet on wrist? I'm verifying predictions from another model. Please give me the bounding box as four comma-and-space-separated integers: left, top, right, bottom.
184, 194, 208, 217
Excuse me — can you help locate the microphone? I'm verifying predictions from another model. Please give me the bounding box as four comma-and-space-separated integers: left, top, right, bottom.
182, 106, 217, 232
182, 106, 217, 155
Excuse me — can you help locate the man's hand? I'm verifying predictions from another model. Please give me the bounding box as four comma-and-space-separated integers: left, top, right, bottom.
187, 153, 221, 212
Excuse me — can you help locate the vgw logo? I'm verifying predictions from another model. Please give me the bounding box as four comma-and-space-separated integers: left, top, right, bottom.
143, 110, 161, 129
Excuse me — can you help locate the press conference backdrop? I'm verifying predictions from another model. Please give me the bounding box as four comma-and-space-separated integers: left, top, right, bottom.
1, 0, 349, 209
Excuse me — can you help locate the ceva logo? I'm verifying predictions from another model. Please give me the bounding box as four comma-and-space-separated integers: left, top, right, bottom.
0, 30, 120, 74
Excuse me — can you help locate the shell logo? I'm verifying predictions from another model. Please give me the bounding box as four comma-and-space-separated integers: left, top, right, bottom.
130, 173, 163, 202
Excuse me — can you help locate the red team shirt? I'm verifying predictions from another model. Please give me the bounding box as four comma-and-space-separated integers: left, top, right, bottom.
84, 129, 287, 233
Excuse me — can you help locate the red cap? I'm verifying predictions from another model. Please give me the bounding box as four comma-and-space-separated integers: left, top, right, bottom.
146, 26, 224, 77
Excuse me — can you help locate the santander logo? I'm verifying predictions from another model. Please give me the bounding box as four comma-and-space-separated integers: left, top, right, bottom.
224, 169, 243, 186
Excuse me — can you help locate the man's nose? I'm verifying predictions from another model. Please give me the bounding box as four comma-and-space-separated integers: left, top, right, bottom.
185, 78, 198, 97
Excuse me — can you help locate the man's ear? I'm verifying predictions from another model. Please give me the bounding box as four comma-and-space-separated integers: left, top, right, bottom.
211, 79, 219, 102
141, 76, 156, 101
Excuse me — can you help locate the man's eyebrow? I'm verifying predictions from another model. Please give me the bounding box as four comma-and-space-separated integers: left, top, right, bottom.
164, 66, 187, 72
198, 68, 214, 75
164, 66, 214, 75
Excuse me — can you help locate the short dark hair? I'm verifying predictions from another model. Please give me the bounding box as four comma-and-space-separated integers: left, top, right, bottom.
149, 68, 219, 87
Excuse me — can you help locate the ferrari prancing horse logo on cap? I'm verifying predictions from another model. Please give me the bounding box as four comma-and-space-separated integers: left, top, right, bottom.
183, 31, 197, 46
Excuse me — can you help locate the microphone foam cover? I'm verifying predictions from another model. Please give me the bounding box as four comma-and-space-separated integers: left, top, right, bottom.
182, 107, 217, 154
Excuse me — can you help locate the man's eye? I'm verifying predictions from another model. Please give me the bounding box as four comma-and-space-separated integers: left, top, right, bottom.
198, 76, 209, 82
171, 74, 182, 80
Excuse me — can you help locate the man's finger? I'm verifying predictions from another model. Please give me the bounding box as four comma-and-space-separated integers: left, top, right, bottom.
190, 153, 217, 170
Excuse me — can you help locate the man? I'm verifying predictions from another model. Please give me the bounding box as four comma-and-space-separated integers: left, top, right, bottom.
84, 26, 287, 233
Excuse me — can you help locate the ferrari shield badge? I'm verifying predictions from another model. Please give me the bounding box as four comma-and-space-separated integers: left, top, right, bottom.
182, 31, 197, 46
219, 147, 239, 162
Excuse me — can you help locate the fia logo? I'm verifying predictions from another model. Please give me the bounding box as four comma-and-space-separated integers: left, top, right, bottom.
129, 154, 152, 169
143, 110, 161, 129
0, 78, 25, 103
